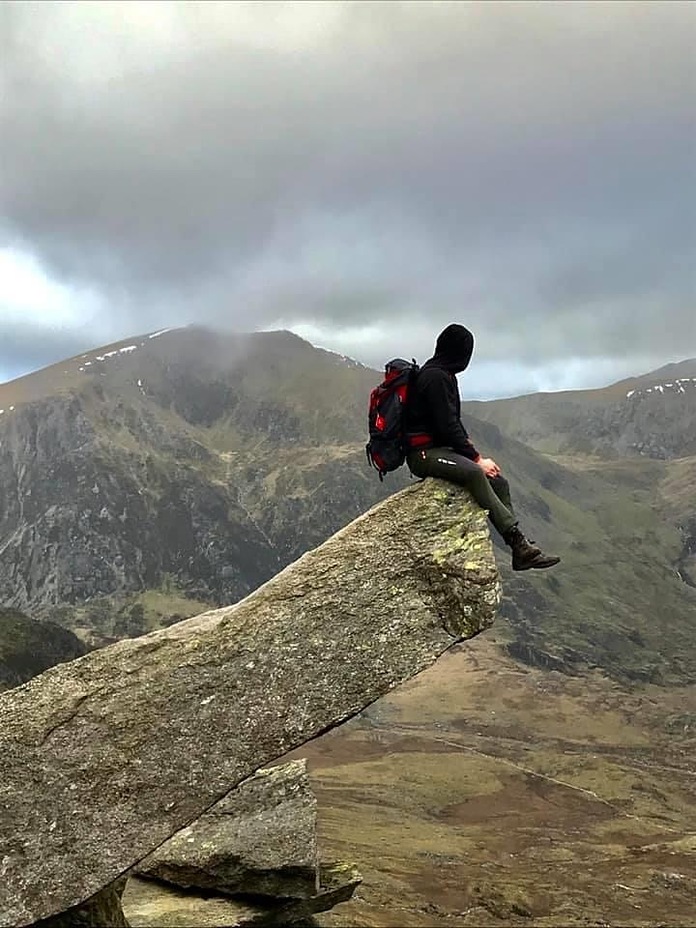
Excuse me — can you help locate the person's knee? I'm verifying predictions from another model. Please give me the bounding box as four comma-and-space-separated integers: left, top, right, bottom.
489, 474, 509, 492
407, 458, 427, 479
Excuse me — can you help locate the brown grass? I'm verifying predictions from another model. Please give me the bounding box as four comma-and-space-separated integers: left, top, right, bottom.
282, 637, 696, 927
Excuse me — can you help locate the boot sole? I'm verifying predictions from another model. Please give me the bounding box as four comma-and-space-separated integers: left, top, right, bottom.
513, 556, 561, 571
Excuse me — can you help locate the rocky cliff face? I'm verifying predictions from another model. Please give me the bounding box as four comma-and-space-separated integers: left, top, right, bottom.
0, 328, 401, 630
0, 393, 279, 610
0, 479, 500, 927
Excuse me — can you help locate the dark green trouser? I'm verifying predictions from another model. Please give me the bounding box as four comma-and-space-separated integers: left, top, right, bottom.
406, 447, 517, 537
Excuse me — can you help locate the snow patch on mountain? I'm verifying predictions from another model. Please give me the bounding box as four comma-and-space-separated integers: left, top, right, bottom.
626, 378, 696, 400
75, 329, 180, 374
315, 345, 369, 369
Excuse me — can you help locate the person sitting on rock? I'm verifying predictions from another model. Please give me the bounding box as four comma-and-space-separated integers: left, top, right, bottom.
405, 323, 560, 571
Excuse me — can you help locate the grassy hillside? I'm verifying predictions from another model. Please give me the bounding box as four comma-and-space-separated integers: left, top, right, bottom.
0, 607, 86, 690
456, 418, 696, 684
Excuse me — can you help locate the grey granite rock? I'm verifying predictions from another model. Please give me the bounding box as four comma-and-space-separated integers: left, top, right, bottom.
136, 760, 319, 899
0, 478, 500, 926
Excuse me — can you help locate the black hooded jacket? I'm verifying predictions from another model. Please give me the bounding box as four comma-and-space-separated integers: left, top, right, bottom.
405, 324, 480, 461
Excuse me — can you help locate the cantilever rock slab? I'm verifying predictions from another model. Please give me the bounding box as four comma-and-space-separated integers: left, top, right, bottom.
0, 479, 500, 926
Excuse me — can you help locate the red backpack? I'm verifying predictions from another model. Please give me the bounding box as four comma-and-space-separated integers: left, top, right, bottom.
365, 358, 419, 480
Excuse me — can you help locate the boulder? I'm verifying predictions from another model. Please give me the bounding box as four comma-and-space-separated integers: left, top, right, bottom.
135, 760, 320, 899
127, 759, 360, 926
0, 479, 500, 926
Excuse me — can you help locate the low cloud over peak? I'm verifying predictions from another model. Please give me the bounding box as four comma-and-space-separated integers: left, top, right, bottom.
1, 1, 694, 395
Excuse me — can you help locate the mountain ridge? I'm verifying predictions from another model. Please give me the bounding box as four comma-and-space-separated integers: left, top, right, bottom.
463, 358, 696, 459
0, 327, 694, 685
5, 324, 695, 408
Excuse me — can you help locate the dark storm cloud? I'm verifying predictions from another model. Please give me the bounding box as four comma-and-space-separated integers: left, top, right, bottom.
0, 0, 694, 390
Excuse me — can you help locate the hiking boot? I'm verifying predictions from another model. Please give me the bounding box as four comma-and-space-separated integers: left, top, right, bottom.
504, 527, 561, 571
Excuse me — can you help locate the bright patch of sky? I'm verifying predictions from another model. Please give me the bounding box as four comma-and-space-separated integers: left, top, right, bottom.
469, 356, 666, 400
0, 248, 102, 328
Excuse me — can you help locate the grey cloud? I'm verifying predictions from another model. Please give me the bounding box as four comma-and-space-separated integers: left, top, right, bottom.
0, 0, 695, 390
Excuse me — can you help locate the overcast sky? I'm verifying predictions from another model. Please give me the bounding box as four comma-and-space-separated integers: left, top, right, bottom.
1, 1, 694, 398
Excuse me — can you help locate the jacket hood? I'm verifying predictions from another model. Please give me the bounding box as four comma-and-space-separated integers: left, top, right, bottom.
432, 324, 474, 373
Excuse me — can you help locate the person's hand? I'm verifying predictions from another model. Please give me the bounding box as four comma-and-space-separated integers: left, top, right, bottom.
477, 457, 500, 478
